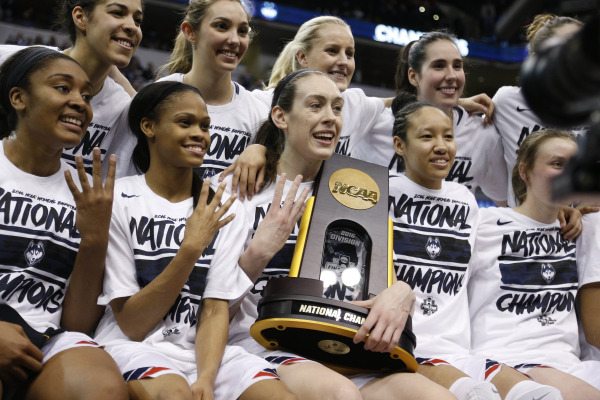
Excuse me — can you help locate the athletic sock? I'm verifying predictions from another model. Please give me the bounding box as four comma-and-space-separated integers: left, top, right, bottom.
449, 377, 502, 400
504, 380, 563, 400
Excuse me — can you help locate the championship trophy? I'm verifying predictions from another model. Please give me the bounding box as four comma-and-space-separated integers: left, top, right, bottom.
250, 154, 417, 374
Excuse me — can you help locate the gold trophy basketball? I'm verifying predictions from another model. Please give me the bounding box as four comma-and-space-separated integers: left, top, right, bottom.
250, 154, 417, 374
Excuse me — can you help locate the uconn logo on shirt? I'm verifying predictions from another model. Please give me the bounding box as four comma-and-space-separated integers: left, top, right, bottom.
25, 240, 45, 266
0, 187, 80, 314
391, 192, 471, 298
394, 232, 468, 298
496, 229, 577, 320
426, 237, 441, 259
541, 263, 556, 283
0, 238, 64, 314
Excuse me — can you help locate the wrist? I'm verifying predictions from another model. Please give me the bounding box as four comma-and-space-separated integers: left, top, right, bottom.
195, 371, 217, 387
239, 242, 274, 281
78, 233, 109, 249
242, 241, 273, 265
178, 240, 205, 262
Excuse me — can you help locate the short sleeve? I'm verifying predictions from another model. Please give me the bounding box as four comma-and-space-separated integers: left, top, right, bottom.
353, 106, 396, 166
343, 88, 387, 154
477, 123, 509, 203
203, 200, 253, 303
103, 103, 138, 179
577, 213, 600, 287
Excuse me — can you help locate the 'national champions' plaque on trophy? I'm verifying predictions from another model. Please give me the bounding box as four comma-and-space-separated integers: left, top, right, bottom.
250, 154, 417, 374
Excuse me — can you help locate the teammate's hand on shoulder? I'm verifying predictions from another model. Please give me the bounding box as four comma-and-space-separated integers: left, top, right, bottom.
558, 205, 582, 241
65, 147, 116, 244
458, 93, 495, 125
183, 179, 236, 257
219, 144, 266, 201
350, 281, 415, 353
576, 203, 600, 216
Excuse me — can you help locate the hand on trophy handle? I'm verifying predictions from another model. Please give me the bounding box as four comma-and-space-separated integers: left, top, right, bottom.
351, 281, 415, 353
239, 174, 311, 282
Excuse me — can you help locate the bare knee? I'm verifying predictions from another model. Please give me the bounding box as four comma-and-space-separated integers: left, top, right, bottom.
362, 372, 456, 400
79, 374, 128, 400
150, 381, 193, 400
273, 393, 298, 400
239, 378, 298, 400
325, 381, 362, 400
162, 387, 193, 400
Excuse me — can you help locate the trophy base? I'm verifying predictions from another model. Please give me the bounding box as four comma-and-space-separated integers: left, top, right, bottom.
250, 278, 418, 373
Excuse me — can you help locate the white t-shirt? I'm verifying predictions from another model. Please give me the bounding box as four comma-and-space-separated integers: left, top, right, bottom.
389, 174, 479, 358
468, 207, 580, 370
577, 212, 600, 361
94, 174, 252, 360
251, 87, 386, 156
362, 106, 508, 202
492, 86, 586, 207
212, 176, 314, 345
158, 74, 269, 179
0, 141, 82, 332
352, 106, 394, 166
0, 45, 133, 177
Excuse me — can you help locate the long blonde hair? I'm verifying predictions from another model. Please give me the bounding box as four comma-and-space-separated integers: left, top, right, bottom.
267, 16, 351, 89
159, 0, 254, 76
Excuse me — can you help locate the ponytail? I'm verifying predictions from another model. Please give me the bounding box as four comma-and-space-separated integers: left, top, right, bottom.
159, 32, 193, 76
267, 41, 301, 89
395, 41, 417, 95
254, 119, 285, 187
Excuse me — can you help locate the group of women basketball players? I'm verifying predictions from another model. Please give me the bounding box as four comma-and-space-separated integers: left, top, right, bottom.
0, 1, 598, 399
